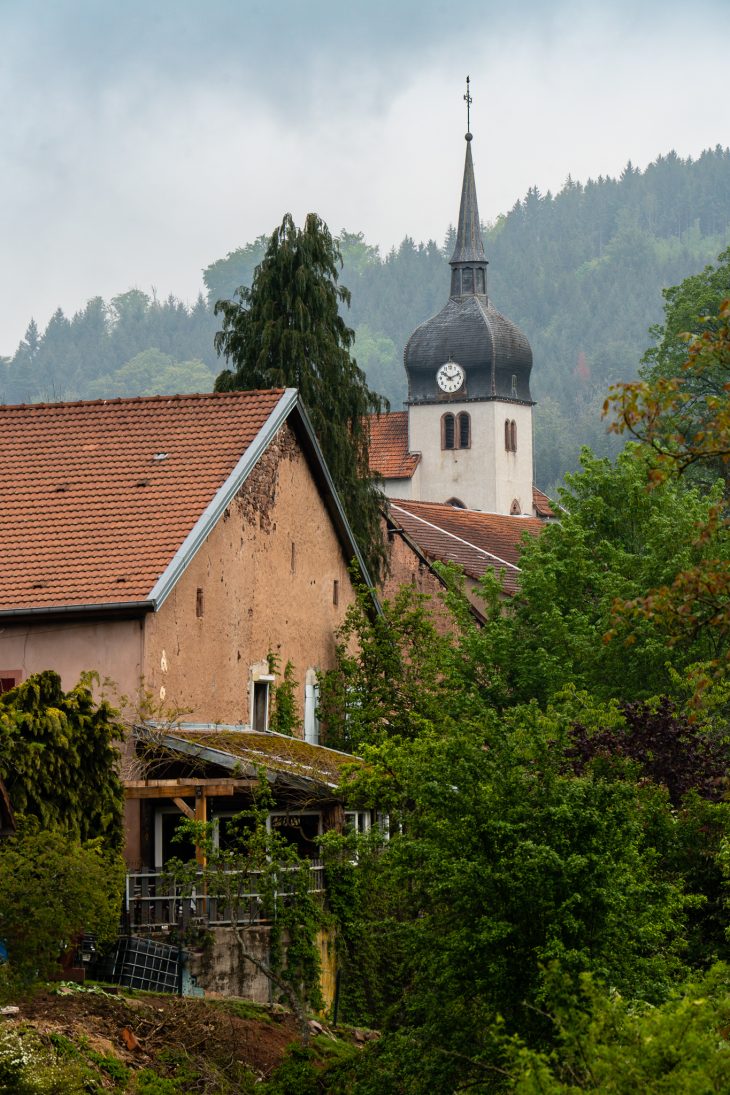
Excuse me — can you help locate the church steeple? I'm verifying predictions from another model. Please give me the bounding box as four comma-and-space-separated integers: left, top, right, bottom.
449, 78, 488, 298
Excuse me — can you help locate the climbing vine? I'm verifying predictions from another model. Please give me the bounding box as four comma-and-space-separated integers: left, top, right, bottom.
267, 655, 299, 737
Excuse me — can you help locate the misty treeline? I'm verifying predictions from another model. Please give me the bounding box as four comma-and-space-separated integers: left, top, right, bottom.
2, 146, 729, 493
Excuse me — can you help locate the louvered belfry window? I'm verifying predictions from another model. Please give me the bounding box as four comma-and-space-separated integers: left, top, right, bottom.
442, 413, 456, 450
458, 412, 470, 449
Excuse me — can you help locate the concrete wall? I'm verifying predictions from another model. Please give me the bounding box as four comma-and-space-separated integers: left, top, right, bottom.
188, 925, 274, 1002
187, 924, 336, 1012
408, 399, 534, 515
142, 423, 357, 726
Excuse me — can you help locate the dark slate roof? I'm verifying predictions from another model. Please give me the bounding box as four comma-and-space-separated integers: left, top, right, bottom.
404, 294, 533, 401
450, 136, 486, 265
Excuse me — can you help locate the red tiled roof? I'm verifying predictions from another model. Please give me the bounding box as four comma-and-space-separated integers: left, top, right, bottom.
533, 486, 556, 519
0, 390, 286, 613
389, 499, 544, 595
368, 412, 420, 480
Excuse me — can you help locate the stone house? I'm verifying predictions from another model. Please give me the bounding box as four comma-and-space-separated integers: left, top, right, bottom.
0, 387, 372, 854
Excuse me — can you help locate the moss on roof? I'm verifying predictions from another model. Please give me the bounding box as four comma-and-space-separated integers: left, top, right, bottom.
164, 728, 361, 789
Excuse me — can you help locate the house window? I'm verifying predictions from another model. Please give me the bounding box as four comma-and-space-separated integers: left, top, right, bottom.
511, 374, 518, 397
195, 588, 204, 618
0, 672, 20, 695
476, 268, 486, 294
442, 413, 455, 450
505, 420, 517, 453
458, 412, 470, 449
461, 267, 474, 293
345, 810, 371, 835
510, 498, 522, 515
444, 412, 471, 451
268, 811, 322, 859
304, 669, 320, 745
154, 807, 197, 868
252, 680, 271, 731
214, 812, 255, 852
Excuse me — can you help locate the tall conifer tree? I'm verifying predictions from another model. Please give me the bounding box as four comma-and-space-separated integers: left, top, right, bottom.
214, 212, 388, 578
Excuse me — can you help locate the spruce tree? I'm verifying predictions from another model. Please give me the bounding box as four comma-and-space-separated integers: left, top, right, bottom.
214, 212, 388, 579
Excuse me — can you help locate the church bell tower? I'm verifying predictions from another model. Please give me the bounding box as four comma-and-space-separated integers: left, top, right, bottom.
404, 81, 535, 515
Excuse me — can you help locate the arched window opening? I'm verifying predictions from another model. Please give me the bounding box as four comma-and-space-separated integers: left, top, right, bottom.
510, 498, 522, 515
511, 374, 518, 398
510, 420, 517, 452
458, 412, 471, 449
462, 268, 474, 293
442, 413, 455, 450
476, 268, 486, 294
446, 497, 466, 509
504, 419, 511, 452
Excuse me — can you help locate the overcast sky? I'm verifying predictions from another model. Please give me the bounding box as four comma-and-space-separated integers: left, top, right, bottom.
1, 0, 728, 355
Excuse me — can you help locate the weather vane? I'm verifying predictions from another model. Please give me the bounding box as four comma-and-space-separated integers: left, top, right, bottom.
464, 75, 472, 135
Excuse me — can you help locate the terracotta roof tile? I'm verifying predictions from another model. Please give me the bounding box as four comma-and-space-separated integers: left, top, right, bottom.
368, 412, 420, 479
532, 486, 556, 519
389, 499, 544, 595
0, 390, 285, 613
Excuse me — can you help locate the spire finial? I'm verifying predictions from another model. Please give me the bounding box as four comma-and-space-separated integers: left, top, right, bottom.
464, 74, 472, 140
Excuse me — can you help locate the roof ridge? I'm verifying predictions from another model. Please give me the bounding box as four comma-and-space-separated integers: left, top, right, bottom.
0, 389, 286, 413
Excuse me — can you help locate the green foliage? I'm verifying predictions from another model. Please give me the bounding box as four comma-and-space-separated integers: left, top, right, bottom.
319, 560, 730, 1090
268, 656, 299, 737
0, 670, 124, 847
166, 780, 325, 1038
0, 1024, 97, 1094
0, 821, 124, 980
506, 963, 730, 1093
502, 446, 730, 704
4, 291, 218, 404
85, 347, 215, 398
214, 212, 388, 579
319, 581, 452, 752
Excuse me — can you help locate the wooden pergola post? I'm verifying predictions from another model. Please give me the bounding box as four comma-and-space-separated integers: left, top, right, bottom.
194, 785, 207, 868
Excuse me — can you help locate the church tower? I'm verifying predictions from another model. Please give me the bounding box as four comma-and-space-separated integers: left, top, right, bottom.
403, 104, 535, 515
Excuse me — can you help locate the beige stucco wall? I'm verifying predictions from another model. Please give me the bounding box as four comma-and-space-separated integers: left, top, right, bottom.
0, 617, 144, 704
142, 423, 357, 727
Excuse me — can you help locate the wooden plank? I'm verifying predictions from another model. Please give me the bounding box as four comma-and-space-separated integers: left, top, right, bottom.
124, 779, 257, 800
195, 787, 207, 869
172, 797, 195, 820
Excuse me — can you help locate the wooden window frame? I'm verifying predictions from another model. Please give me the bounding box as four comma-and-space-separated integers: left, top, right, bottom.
441, 412, 456, 450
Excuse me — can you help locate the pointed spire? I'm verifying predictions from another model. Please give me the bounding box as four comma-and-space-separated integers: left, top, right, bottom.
449, 78, 487, 292
450, 136, 486, 265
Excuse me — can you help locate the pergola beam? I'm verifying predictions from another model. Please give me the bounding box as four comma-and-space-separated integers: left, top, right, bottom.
124, 778, 258, 800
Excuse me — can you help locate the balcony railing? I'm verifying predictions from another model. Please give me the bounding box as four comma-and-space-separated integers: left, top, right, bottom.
125, 860, 325, 931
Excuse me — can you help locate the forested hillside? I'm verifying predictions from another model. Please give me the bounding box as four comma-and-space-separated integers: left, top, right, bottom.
3, 147, 729, 492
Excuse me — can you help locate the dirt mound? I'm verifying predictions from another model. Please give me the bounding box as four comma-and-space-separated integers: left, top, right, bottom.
17, 986, 302, 1085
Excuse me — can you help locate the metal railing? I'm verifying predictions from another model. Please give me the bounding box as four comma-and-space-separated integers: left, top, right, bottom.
125, 860, 325, 930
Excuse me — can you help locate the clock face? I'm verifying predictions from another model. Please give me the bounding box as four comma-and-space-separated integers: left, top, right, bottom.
436, 361, 465, 393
